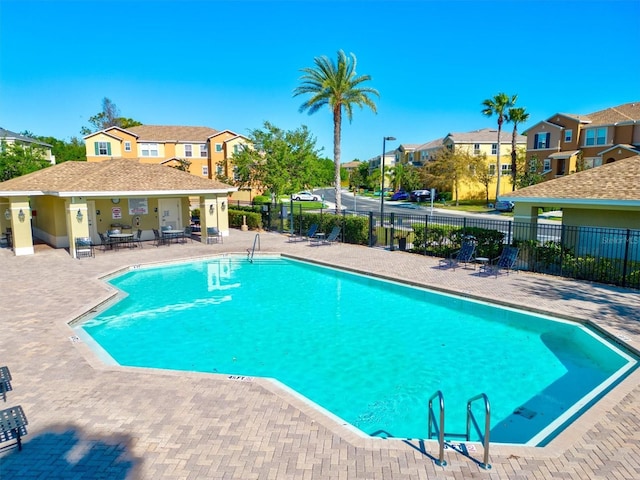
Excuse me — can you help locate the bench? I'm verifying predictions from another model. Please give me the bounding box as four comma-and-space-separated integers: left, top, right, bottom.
0, 405, 28, 451
0, 366, 11, 402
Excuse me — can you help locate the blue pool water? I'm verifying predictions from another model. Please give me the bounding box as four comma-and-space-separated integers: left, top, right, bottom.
77, 256, 636, 445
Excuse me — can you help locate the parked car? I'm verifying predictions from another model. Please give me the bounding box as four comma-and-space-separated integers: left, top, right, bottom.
291, 191, 321, 201
410, 189, 433, 202
495, 200, 515, 212
390, 190, 409, 201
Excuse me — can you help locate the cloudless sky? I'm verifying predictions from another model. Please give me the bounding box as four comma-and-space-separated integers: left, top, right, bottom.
1, 0, 639, 163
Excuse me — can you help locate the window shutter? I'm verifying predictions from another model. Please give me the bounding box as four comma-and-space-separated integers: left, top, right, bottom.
107, 143, 112, 155
94, 142, 99, 155
534, 134, 539, 149
545, 133, 550, 149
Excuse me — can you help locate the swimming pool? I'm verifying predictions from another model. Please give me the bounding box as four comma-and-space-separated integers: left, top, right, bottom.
76, 256, 637, 446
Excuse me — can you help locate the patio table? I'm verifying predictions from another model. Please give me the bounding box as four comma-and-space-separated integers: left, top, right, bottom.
162, 229, 184, 245
109, 233, 134, 249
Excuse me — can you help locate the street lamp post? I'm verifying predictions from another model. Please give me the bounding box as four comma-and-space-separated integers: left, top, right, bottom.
380, 136, 396, 223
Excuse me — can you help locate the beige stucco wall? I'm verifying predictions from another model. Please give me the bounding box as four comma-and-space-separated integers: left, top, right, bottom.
563, 208, 640, 229
86, 133, 123, 161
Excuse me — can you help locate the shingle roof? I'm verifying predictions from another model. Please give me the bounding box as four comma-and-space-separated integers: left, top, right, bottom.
0, 159, 235, 196
116, 125, 218, 142
0, 127, 53, 147
505, 155, 640, 201
445, 128, 526, 143
555, 101, 640, 126
587, 102, 640, 125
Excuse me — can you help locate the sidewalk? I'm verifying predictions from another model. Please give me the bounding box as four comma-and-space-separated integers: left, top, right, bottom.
0, 230, 638, 479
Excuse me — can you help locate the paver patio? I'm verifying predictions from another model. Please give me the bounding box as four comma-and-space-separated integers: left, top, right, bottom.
0, 229, 638, 479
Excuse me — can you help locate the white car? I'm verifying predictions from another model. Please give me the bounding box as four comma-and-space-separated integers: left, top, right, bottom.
291, 191, 320, 201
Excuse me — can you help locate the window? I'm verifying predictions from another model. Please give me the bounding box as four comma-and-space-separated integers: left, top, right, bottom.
95, 141, 111, 156
564, 130, 572, 143
233, 144, 241, 154
215, 143, 223, 152
488, 164, 496, 176
585, 128, 607, 146
124, 141, 131, 152
529, 158, 537, 173
233, 165, 240, 181
216, 164, 223, 175
491, 144, 497, 155
534, 132, 550, 149
140, 143, 158, 157
501, 164, 512, 175
202, 165, 208, 176
543, 158, 551, 172
184, 144, 192, 157
200, 144, 207, 157
474, 143, 481, 154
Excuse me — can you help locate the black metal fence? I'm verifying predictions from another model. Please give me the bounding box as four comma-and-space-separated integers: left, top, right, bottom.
229, 201, 640, 290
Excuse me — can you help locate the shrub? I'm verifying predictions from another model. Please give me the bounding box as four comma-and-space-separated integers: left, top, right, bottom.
228, 209, 262, 230
252, 195, 271, 205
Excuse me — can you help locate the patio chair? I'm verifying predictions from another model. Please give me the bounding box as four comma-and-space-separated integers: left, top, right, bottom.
134, 229, 144, 248
152, 228, 167, 247
289, 223, 318, 242
439, 237, 476, 270
98, 233, 113, 251
0, 366, 11, 402
310, 226, 341, 246
75, 237, 95, 259
480, 246, 520, 277
183, 226, 193, 243
206, 227, 223, 244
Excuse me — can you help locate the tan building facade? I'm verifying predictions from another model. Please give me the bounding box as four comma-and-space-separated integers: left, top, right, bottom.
524, 102, 640, 181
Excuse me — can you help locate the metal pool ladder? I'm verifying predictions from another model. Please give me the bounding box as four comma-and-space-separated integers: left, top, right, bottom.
427, 390, 491, 470
247, 234, 260, 263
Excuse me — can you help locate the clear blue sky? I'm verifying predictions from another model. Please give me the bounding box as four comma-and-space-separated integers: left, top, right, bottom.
1, 0, 638, 163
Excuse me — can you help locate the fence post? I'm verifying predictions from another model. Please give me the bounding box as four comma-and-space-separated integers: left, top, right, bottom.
390, 213, 395, 251
622, 229, 631, 288
368, 212, 374, 247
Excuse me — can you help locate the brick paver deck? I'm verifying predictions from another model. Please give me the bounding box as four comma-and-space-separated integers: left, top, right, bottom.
1, 230, 638, 479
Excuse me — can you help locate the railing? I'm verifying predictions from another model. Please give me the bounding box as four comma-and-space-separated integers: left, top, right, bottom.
427, 390, 447, 467
247, 233, 260, 263
466, 393, 491, 470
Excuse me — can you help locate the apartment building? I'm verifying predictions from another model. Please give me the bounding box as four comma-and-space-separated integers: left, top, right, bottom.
523, 102, 640, 180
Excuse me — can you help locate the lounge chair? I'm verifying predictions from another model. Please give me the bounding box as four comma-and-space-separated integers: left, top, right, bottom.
439, 238, 476, 270
310, 226, 341, 246
480, 246, 520, 277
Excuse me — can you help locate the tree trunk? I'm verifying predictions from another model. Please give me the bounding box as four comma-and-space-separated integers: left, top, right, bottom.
495, 123, 502, 200
333, 106, 342, 213
511, 126, 517, 191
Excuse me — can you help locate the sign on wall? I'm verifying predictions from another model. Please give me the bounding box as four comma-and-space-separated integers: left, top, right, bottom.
128, 198, 149, 215
112, 207, 122, 219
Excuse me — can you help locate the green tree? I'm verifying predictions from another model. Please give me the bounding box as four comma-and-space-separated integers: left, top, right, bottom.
229, 121, 323, 200
294, 50, 379, 212
81, 97, 142, 135
516, 153, 545, 188
430, 147, 483, 205
32, 135, 86, 163
481, 92, 517, 199
471, 153, 493, 204
505, 106, 529, 190
0, 140, 51, 181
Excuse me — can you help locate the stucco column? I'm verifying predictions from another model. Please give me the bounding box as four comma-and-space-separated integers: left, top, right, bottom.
67, 197, 90, 258
6, 197, 34, 256
199, 195, 229, 244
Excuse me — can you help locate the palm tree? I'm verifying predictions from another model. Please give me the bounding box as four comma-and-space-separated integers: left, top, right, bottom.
505, 106, 529, 190
481, 93, 516, 200
294, 50, 379, 212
